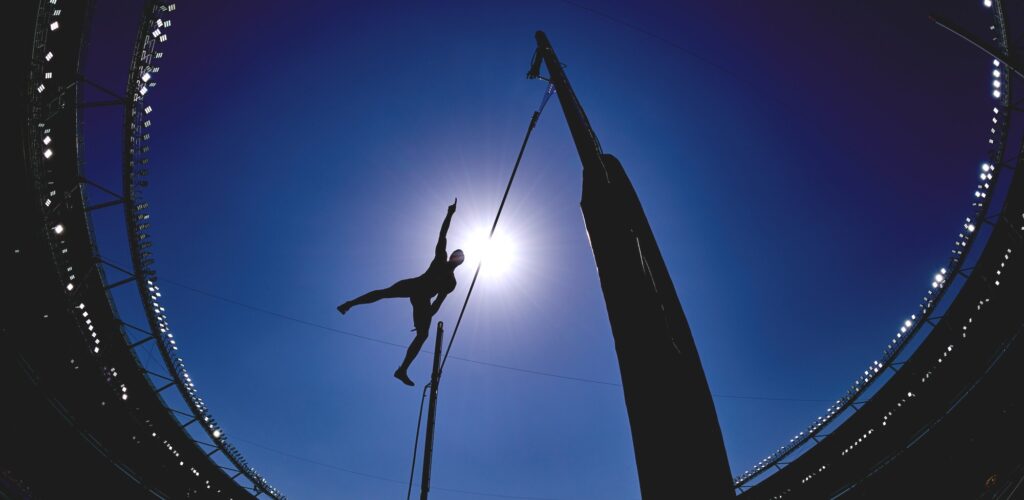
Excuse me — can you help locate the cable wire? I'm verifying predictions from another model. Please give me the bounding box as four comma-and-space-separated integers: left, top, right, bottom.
152, 274, 830, 402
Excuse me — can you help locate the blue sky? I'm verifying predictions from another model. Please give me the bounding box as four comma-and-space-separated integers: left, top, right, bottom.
80, 0, 999, 497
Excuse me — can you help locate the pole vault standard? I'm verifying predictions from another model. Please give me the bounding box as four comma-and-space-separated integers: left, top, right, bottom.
410, 77, 555, 500
529, 31, 735, 498
410, 31, 732, 499
420, 321, 443, 500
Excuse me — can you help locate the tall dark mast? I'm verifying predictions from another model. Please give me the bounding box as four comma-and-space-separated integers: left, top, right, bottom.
529, 31, 734, 498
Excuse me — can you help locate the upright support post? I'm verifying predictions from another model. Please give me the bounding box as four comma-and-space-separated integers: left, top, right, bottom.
420, 321, 444, 500
530, 31, 734, 498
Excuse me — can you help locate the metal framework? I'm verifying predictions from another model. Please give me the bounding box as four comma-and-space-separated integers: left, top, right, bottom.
10, 0, 283, 497
14, 1, 1020, 497
119, 2, 284, 497
735, 0, 1022, 492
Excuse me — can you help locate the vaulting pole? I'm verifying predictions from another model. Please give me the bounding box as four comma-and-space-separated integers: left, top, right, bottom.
529, 31, 734, 498
420, 321, 444, 500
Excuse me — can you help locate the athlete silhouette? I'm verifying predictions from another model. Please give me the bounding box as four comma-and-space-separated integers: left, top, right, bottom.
337, 200, 464, 386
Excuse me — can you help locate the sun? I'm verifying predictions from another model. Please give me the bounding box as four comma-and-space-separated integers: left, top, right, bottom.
461, 227, 518, 279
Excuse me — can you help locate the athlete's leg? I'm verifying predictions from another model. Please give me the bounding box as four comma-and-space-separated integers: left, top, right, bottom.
394, 296, 432, 386
338, 278, 418, 314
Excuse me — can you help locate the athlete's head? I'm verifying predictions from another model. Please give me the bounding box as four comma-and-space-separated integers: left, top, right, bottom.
449, 249, 465, 267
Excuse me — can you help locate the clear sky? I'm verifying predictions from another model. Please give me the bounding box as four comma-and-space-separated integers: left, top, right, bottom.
79, 0, 999, 498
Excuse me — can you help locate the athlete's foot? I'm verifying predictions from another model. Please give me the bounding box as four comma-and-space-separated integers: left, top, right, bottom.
337, 302, 352, 315
394, 369, 414, 386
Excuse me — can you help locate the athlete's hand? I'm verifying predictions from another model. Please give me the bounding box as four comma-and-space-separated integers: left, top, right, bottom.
448, 198, 457, 214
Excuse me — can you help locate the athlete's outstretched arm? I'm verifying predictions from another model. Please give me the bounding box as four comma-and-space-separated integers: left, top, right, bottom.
436, 199, 457, 259
430, 292, 448, 316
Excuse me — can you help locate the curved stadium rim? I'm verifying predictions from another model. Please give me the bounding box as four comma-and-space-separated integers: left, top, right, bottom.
24, 0, 284, 497
735, 0, 1020, 490
23, 0, 1021, 497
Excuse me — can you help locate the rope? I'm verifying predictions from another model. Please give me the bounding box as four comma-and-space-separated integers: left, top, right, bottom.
439, 84, 555, 375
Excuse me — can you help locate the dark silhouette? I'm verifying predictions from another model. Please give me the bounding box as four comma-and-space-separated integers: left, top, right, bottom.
338, 200, 464, 386
530, 32, 734, 498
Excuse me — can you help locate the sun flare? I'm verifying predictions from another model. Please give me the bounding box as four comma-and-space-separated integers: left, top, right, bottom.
461, 227, 518, 279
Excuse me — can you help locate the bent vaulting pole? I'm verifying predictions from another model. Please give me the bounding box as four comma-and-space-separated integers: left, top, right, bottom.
529, 31, 734, 498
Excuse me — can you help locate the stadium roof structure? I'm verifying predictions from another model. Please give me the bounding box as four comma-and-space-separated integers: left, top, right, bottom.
3, 1, 280, 497
737, 1, 1024, 497
3, 1, 1024, 499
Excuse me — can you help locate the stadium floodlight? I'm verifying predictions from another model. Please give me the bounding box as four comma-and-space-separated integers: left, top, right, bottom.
44, 72, 52, 79
53, 224, 64, 234
142, 72, 152, 82
994, 69, 1001, 78
45, 51, 53, 61
43, 148, 53, 158
50, 21, 59, 31
152, 28, 161, 38
993, 80, 1001, 88
984, 0, 993, 6
43, 135, 51, 145
37, 84, 45, 93
213, 429, 222, 438
159, 34, 168, 42
994, 89, 1002, 98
